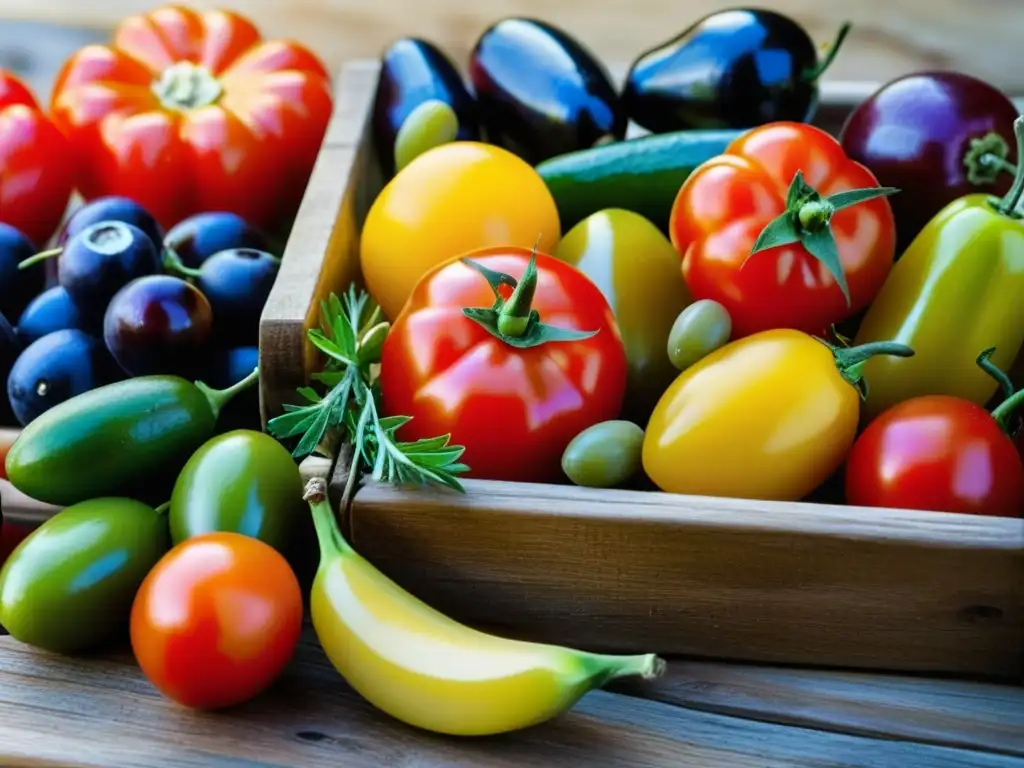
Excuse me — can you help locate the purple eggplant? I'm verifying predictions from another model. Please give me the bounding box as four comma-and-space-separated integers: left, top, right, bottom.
840, 71, 1020, 252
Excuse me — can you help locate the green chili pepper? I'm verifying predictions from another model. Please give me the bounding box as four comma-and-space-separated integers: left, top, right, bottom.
855, 115, 1024, 421
5, 369, 258, 506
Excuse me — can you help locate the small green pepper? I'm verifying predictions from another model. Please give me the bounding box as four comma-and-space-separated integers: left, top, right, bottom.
5, 369, 258, 506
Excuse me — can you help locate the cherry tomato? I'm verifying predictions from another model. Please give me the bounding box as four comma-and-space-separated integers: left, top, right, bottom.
360, 141, 560, 320
380, 245, 627, 483
0, 520, 31, 569
130, 531, 303, 709
50, 5, 333, 234
845, 396, 1024, 517
670, 122, 896, 339
0, 70, 74, 247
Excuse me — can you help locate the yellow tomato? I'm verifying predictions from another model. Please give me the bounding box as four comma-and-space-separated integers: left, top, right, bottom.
360, 141, 561, 320
642, 329, 910, 502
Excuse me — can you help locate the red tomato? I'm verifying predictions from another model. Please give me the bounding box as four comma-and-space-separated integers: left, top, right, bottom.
50, 5, 333, 233
380, 246, 628, 483
0, 70, 74, 247
130, 532, 303, 709
0, 520, 31, 568
845, 395, 1024, 517
670, 122, 896, 339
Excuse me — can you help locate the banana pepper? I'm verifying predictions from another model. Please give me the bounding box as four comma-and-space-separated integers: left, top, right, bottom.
855, 114, 1024, 421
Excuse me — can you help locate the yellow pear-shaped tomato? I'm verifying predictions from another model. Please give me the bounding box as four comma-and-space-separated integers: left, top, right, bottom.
555, 209, 691, 423
642, 329, 913, 501
360, 141, 560, 320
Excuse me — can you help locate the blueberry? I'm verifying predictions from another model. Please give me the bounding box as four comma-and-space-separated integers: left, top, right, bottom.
205, 345, 261, 432
164, 212, 271, 269
7, 329, 121, 426
16, 286, 92, 346
0, 223, 44, 321
0, 313, 22, 425
58, 221, 162, 311
104, 275, 214, 378
192, 248, 280, 344
59, 196, 163, 251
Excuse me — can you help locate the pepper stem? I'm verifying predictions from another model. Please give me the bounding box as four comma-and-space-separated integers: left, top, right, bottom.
991, 116, 1024, 217
18, 247, 62, 270
963, 132, 1018, 186
832, 340, 915, 399
154, 501, 171, 516
304, 477, 352, 560
196, 366, 259, 417
991, 388, 1024, 433
803, 21, 852, 83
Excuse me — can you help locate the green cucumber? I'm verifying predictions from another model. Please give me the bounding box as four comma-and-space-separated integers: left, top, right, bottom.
536, 130, 742, 233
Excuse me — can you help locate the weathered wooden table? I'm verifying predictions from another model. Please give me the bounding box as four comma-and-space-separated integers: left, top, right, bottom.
2, 623, 1023, 767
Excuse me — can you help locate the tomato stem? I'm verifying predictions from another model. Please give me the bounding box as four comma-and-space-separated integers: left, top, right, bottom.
832, 340, 915, 399
803, 21, 852, 83
461, 245, 599, 349
152, 61, 223, 111
17, 247, 62, 271
154, 501, 171, 516
990, 116, 1024, 218
304, 477, 352, 560
963, 132, 1017, 186
976, 347, 1016, 403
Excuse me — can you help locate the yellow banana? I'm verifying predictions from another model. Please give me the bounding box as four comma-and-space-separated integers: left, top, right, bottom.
303, 478, 664, 736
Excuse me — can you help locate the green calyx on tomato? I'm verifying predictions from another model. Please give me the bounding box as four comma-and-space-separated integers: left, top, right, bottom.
749, 171, 900, 305
825, 339, 915, 400
152, 61, 223, 112
462, 246, 599, 347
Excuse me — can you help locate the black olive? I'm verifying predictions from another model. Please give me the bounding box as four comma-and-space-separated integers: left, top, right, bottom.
373, 37, 480, 177
623, 10, 850, 133
469, 18, 626, 165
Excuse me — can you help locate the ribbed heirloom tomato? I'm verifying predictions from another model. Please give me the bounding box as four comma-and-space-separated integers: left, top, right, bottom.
0, 70, 74, 246
130, 532, 303, 710
49, 5, 333, 233
669, 122, 898, 338
380, 246, 628, 483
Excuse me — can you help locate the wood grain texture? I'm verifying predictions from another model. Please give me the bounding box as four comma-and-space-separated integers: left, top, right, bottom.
4, 0, 1024, 93
0, 630, 1020, 768
348, 479, 1024, 679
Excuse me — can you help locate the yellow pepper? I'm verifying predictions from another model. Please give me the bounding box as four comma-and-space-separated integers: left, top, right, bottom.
855, 115, 1024, 421
642, 329, 913, 501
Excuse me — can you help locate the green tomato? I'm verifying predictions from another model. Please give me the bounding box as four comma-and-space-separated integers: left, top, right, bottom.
667, 299, 732, 371
169, 430, 304, 553
555, 209, 692, 423
562, 420, 645, 488
0, 498, 170, 653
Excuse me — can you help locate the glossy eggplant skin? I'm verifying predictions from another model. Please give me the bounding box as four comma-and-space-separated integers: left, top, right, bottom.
469, 18, 626, 165
373, 37, 480, 177
839, 71, 1020, 254
623, 9, 823, 134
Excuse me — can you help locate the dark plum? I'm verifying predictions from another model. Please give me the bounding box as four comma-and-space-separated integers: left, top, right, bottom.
172, 248, 279, 343
103, 275, 213, 378
16, 287, 91, 346
374, 37, 480, 177
163, 211, 271, 269
839, 71, 1021, 252
23, 221, 162, 313
0, 314, 21, 425
0, 224, 44, 321
58, 196, 163, 250
7, 329, 122, 426
205, 346, 261, 432
468, 18, 625, 164
623, 10, 849, 134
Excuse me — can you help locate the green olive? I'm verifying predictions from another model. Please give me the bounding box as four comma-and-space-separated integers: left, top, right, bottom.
561, 420, 645, 488
394, 99, 460, 172
0, 498, 170, 653
667, 299, 732, 371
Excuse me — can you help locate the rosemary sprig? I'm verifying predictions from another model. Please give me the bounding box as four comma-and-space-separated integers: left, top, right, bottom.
266, 285, 469, 492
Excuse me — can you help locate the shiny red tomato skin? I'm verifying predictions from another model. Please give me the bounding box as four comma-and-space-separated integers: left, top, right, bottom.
0, 70, 75, 247
670, 122, 896, 339
49, 5, 333, 233
845, 396, 1024, 517
380, 246, 628, 483
130, 532, 303, 709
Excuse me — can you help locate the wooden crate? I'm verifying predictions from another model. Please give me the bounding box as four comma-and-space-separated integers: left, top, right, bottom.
253, 59, 1024, 683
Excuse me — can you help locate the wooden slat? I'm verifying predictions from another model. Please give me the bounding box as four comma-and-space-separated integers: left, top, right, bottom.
348, 479, 1024, 679
0, 630, 1019, 768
